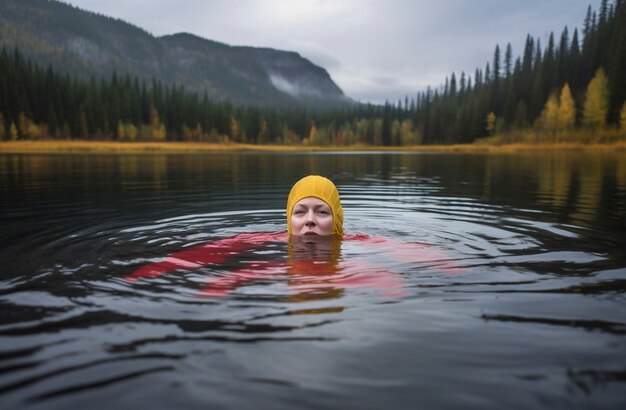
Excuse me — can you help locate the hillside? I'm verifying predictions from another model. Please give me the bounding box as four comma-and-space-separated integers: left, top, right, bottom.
0, 0, 351, 108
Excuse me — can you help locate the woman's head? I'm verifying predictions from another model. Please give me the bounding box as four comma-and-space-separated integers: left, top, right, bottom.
286, 175, 343, 236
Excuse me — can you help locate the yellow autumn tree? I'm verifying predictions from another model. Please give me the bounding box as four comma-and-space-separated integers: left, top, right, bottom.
486, 112, 497, 135
230, 117, 240, 142
391, 119, 401, 145
9, 122, 18, 140
149, 104, 167, 141
557, 83, 576, 135
18, 112, 28, 138
583, 68, 609, 129
61, 122, 71, 139
117, 121, 126, 140
193, 122, 204, 141
27, 120, 43, 139
541, 93, 559, 140
308, 123, 317, 145
125, 123, 138, 141
400, 119, 416, 145
181, 124, 192, 141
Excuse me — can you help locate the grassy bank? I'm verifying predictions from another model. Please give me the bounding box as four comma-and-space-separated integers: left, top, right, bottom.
1, 140, 625, 154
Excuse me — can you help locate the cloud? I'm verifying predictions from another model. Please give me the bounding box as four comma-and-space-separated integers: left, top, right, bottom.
286, 40, 342, 70
63, 0, 593, 104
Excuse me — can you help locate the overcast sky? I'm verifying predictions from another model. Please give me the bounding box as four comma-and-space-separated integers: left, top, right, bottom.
63, 0, 597, 104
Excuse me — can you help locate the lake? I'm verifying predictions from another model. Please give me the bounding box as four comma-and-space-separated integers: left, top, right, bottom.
0, 151, 625, 409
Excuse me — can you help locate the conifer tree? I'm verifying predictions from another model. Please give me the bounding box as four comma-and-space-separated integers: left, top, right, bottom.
570, 29, 582, 88
543, 33, 556, 94
257, 119, 268, 144
0, 0, 622, 146
381, 103, 391, 145
607, 0, 626, 123
556, 27, 569, 85
493, 45, 501, 82
583, 5, 593, 39
504, 43, 513, 77
77, 105, 88, 139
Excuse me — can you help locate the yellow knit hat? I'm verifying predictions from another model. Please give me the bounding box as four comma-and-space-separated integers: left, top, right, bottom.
286, 175, 343, 235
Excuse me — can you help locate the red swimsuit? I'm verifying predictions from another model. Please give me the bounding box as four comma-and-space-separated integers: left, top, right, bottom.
126, 232, 462, 298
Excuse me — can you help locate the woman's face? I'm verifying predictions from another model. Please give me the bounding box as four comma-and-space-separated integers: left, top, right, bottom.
290, 197, 334, 236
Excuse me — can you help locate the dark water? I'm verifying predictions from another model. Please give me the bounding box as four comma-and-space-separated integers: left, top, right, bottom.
0, 151, 625, 409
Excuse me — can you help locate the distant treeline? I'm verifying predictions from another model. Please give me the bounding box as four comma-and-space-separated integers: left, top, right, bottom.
1, 0, 625, 145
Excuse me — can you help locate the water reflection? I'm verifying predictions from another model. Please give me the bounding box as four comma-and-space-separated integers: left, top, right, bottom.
125, 232, 414, 301
2, 151, 624, 232
0, 151, 625, 408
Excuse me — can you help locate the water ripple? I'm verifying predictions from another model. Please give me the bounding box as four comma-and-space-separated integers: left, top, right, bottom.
1, 152, 624, 408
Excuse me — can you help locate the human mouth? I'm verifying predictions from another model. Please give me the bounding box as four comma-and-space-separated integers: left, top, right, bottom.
303, 231, 318, 235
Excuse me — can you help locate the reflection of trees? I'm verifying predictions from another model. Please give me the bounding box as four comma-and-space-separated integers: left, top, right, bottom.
3, 151, 624, 230
530, 152, 617, 227
615, 157, 626, 191
570, 154, 603, 226
536, 154, 572, 208
478, 152, 625, 228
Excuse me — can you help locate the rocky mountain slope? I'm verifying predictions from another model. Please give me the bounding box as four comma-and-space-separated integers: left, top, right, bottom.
0, 0, 351, 108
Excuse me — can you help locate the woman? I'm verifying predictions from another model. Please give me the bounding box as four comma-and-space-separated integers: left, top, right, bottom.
126, 175, 460, 298
286, 175, 343, 237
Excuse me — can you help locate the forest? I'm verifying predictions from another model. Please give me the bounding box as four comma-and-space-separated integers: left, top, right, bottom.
1, 0, 625, 145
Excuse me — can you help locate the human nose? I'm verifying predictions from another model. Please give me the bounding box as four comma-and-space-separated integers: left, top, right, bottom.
304, 210, 316, 226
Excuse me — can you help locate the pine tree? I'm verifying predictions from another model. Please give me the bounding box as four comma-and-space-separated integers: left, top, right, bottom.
583, 5, 593, 39
381, 103, 391, 145
77, 105, 89, 139
543, 32, 556, 93
449, 73, 457, 96
570, 28, 582, 88
556, 26, 570, 86
493, 45, 501, 82
607, 0, 626, 123
504, 43, 513, 77
258, 119, 268, 144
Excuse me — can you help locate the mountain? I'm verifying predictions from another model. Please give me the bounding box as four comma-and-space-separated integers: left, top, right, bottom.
0, 0, 352, 108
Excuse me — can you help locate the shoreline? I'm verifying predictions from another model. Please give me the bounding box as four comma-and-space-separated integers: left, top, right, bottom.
1, 140, 625, 154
